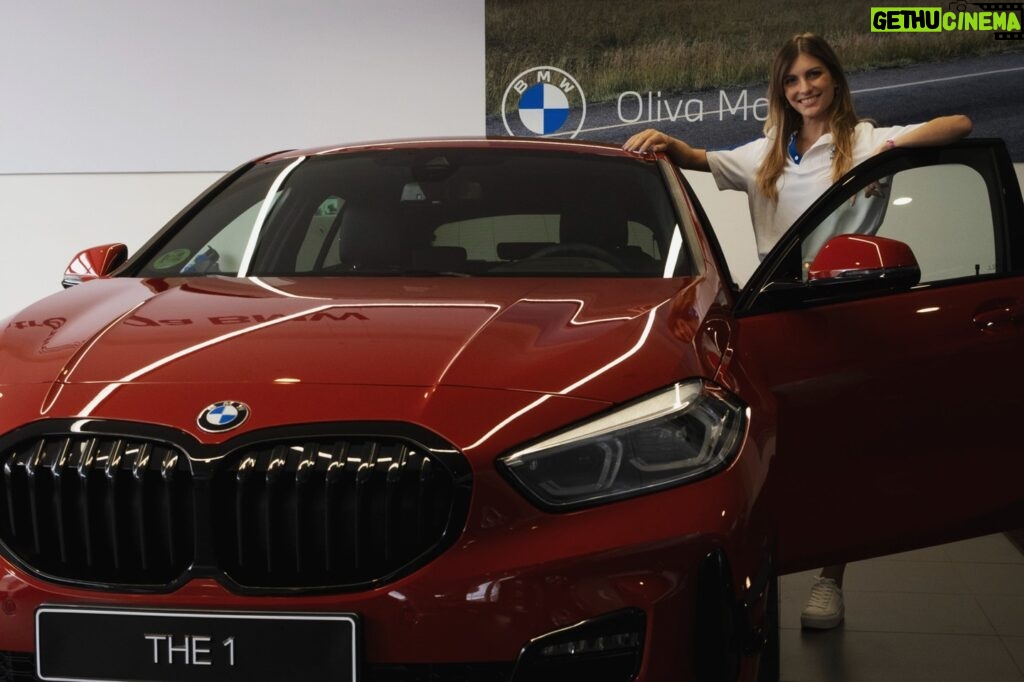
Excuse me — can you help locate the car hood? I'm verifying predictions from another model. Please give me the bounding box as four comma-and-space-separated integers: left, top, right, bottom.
0, 275, 712, 407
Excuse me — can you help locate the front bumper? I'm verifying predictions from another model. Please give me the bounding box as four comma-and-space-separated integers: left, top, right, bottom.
0, 456, 768, 681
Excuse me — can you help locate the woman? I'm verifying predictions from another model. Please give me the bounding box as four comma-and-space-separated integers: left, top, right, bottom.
623, 32, 972, 262
624, 32, 972, 630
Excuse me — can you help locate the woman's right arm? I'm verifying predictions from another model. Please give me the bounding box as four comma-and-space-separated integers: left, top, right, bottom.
622, 129, 710, 171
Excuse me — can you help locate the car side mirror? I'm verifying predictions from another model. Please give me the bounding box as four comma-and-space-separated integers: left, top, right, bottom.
807, 234, 921, 291
63, 243, 128, 288
752, 235, 921, 312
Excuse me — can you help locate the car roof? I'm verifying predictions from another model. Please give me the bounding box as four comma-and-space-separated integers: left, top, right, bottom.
257, 136, 657, 165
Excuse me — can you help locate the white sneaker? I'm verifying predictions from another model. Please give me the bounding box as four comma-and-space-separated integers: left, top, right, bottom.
800, 577, 845, 629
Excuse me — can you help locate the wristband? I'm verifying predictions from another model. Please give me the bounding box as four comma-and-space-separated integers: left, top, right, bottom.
885, 138, 896, 150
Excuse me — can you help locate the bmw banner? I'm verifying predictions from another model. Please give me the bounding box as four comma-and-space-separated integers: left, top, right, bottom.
484, 0, 1023, 159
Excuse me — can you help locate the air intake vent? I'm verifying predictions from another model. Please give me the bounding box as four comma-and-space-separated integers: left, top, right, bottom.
212, 436, 461, 590
0, 434, 193, 585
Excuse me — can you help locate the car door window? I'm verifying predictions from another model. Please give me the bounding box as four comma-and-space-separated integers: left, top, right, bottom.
181, 199, 265, 275
799, 163, 996, 284
135, 161, 286, 278
738, 144, 1018, 315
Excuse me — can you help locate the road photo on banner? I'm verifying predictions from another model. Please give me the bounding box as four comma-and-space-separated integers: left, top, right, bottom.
485, 0, 1024, 159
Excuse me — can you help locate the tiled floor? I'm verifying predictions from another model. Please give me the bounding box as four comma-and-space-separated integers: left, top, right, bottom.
780, 533, 1024, 681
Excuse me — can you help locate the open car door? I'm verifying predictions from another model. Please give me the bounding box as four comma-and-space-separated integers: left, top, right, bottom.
731, 139, 1024, 574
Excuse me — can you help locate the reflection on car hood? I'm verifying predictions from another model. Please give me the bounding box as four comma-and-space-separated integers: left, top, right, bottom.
0, 275, 708, 407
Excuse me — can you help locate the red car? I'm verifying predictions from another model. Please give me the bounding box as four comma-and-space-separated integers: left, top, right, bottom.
1, 137, 1021, 682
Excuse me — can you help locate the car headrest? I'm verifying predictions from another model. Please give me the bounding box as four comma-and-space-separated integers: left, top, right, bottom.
559, 195, 628, 250
337, 203, 405, 270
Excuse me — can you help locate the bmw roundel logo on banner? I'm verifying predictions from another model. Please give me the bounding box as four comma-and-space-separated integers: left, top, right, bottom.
197, 401, 251, 433
501, 66, 587, 138
518, 83, 569, 135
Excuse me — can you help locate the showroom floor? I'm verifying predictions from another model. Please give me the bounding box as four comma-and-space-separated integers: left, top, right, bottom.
780, 533, 1024, 681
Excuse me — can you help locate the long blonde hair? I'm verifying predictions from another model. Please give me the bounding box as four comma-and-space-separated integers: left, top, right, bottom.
755, 33, 860, 202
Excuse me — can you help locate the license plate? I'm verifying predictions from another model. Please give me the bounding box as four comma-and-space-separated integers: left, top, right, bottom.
36, 606, 359, 682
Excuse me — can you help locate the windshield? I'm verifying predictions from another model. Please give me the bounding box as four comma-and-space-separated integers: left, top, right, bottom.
133, 147, 691, 278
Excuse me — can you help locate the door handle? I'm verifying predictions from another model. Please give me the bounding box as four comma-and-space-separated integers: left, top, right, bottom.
973, 299, 1024, 333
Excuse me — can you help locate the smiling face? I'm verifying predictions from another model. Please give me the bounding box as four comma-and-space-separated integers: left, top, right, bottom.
782, 53, 836, 125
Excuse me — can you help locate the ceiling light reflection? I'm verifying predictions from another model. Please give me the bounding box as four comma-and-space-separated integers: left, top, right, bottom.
662, 225, 684, 278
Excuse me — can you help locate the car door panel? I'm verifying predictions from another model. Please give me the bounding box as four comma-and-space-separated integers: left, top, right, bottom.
737, 277, 1024, 573
731, 140, 1024, 573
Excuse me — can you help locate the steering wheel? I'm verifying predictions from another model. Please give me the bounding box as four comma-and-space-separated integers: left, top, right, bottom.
529, 243, 627, 271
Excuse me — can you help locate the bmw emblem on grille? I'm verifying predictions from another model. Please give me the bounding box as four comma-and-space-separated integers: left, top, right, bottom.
197, 401, 251, 432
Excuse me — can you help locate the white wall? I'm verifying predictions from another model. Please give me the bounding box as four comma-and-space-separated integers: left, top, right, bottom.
0, 1, 485, 173
0, 173, 222, 316
0, 0, 485, 319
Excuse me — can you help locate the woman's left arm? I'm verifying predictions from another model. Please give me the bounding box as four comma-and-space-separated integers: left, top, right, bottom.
878, 115, 973, 153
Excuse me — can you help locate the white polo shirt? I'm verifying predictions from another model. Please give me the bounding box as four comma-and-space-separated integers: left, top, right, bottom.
706, 121, 921, 259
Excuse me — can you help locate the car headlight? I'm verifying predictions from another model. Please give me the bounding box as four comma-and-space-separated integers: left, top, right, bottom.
498, 380, 746, 510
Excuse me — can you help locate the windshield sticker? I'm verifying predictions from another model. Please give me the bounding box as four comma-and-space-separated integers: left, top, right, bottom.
153, 248, 192, 270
